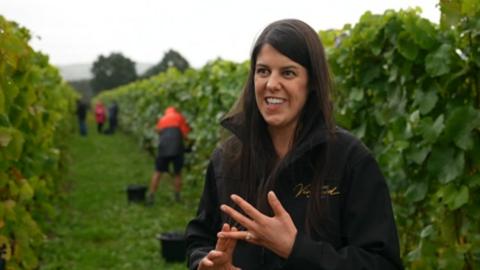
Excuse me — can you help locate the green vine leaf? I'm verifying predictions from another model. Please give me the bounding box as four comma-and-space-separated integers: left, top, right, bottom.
405, 182, 428, 202
444, 106, 480, 150
397, 32, 419, 60
425, 44, 453, 77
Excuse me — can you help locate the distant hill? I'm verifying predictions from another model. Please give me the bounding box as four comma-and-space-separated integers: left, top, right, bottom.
57, 62, 154, 81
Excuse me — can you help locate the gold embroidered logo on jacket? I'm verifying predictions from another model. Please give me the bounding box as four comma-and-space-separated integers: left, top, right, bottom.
293, 183, 340, 198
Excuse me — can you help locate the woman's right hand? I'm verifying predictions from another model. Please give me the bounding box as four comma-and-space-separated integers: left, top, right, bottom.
198, 223, 240, 270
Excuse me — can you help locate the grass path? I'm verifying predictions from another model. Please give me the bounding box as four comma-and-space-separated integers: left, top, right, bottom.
40, 125, 199, 269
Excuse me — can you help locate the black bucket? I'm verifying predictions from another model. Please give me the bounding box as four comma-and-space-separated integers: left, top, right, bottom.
126, 184, 147, 203
157, 231, 186, 262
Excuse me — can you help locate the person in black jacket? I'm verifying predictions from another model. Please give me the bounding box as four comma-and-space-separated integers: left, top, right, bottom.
185, 19, 403, 270
106, 101, 119, 134
76, 99, 88, 136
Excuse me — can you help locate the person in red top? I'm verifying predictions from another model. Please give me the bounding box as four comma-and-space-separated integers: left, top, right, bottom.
95, 102, 107, 133
147, 106, 190, 203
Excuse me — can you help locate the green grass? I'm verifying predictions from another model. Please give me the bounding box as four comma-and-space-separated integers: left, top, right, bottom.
40, 124, 201, 269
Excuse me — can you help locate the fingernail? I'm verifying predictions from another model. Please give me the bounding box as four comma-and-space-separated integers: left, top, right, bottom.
217, 232, 225, 238
220, 204, 226, 211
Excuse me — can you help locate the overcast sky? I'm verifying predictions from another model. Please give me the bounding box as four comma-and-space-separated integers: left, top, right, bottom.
2, 0, 440, 68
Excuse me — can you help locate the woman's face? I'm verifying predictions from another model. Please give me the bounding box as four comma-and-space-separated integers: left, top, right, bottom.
254, 44, 309, 134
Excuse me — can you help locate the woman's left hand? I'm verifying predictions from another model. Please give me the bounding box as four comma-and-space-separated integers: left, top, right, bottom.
218, 191, 297, 259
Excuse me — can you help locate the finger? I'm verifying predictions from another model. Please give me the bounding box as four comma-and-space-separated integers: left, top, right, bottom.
227, 226, 239, 252
220, 223, 237, 253
230, 194, 266, 221
199, 256, 214, 268
222, 227, 238, 258
206, 250, 220, 259
267, 191, 287, 217
206, 250, 228, 264
220, 204, 255, 230
215, 223, 230, 251
217, 230, 253, 242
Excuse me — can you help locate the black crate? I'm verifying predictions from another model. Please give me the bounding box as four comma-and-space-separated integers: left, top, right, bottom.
158, 231, 186, 262
126, 184, 147, 203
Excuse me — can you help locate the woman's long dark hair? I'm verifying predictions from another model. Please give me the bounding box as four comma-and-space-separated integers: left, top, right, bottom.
221, 19, 336, 235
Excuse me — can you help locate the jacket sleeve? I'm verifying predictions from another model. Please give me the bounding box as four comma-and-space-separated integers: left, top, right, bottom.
179, 114, 190, 137
285, 153, 403, 269
185, 160, 222, 270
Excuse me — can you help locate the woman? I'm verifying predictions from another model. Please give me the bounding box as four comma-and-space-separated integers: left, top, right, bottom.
95, 101, 106, 133
186, 19, 403, 270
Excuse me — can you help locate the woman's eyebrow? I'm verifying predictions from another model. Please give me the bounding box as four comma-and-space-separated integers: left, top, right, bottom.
255, 63, 269, 68
255, 63, 300, 69
281, 65, 300, 70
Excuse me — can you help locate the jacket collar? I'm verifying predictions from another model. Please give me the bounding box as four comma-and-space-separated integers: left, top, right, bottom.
220, 114, 330, 166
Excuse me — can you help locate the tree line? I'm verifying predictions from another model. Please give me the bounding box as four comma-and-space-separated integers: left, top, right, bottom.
71, 49, 191, 99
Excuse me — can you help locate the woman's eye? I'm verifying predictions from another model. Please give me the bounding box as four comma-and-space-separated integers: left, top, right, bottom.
256, 68, 269, 76
283, 70, 296, 78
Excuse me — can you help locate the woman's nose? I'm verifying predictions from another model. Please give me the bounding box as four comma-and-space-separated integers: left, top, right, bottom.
266, 73, 281, 91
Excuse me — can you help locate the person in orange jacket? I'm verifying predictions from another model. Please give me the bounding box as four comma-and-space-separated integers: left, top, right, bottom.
147, 106, 190, 203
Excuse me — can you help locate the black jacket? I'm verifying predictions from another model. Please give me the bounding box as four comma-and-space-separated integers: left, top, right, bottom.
186, 120, 403, 270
